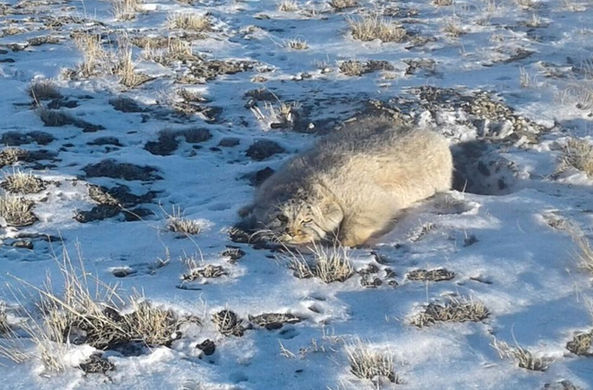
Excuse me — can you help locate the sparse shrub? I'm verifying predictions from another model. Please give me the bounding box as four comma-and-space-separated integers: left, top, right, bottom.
433, 0, 453, 5
0, 195, 37, 227
0, 147, 27, 167
339, 60, 366, 76
169, 13, 212, 31
212, 310, 245, 336
74, 33, 107, 77
115, 44, 151, 88
574, 234, 593, 273
561, 138, 593, 177
443, 19, 465, 37
285, 38, 309, 50
1, 170, 46, 194
150, 38, 196, 64
287, 243, 354, 283
111, 0, 141, 20
346, 341, 398, 383
166, 207, 202, 235
278, 0, 298, 12
348, 16, 407, 42
328, 0, 358, 10
3, 251, 185, 372
250, 100, 300, 130
492, 339, 551, 371
28, 79, 61, 101
566, 331, 593, 355
410, 297, 489, 327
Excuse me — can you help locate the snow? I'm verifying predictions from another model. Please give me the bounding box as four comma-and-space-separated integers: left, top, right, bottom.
1, 0, 593, 388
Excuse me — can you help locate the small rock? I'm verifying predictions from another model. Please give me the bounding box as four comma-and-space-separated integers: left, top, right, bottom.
246, 140, 285, 161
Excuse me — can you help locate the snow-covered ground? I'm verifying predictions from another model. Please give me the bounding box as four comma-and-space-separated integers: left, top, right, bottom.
1, 0, 593, 388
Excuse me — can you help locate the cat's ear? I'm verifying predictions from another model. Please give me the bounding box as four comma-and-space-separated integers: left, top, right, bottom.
322, 200, 343, 226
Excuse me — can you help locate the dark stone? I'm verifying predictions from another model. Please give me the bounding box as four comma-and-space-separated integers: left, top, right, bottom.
0, 132, 28, 146
123, 207, 154, 221
243, 167, 275, 186
27, 131, 54, 145
196, 339, 216, 355
246, 140, 285, 161
145, 132, 179, 156
109, 96, 145, 113
82, 159, 161, 181
179, 128, 211, 143
112, 268, 136, 278
74, 205, 120, 223
88, 137, 122, 146
12, 240, 33, 249
218, 137, 240, 147
47, 99, 78, 109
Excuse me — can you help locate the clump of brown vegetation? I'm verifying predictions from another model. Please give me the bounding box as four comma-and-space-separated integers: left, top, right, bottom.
1, 251, 187, 372
566, 330, 593, 356
166, 207, 203, 235
328, 0, 358, 10
492, 339, 551, 371
348, 16, 407, 42
561, 137, 593, 177
278, 0, 298, 12
346, 341, 398, 384
0, 195, 37, 227
168, 13, 212, 32
287, 244, 354, 283
0, 147, 28, 167
285, 38, 309, 50
111, 0, 141, 20
28, 79, 61, 101
410, 297, 489, 327
1, 170, 46, 194
73, 33, 108, 77
212, 309, 245, 336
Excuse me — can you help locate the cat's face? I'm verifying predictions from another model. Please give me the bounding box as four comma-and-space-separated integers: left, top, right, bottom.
255, 196, 343, 245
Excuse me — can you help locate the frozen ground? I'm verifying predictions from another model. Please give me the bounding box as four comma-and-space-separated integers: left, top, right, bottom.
1, 0, 593, 388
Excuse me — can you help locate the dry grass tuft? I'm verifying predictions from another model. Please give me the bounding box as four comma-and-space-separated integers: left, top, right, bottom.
328, 0, 358, 10
1, 170, 46, 194
492, 339, 551, 371
115, 44, 151, 88
166, 207, 202, 235
410, 297, 489, 327
566, 331, 593, 355
250, 100, 300, 130
168, 13, 212, 31
28, 79, 61, 101
3, 250, 184, 372
348, 16, 407, 42
346, 341, 398, 383
573, 233, 593, 273
73, 33, 107, 77
212, 309, 245, 336
433, 0, 453, 5
0, 195, 37, 227
148, 38, 196, 65
287, 243, 354, 283
443, 18, 465, 37
561, 138, 593, 177
339, 60, 366, 76
111, 0, 141, 20
285, 38, 309, 50
278, 0, 298, 12
0, 147, 28, 167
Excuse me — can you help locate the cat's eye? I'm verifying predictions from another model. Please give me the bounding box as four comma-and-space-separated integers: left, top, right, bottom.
301, 218, 312, 225
276, 214, 288, 223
